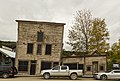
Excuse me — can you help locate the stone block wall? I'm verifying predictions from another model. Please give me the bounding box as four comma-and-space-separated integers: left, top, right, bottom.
62, 55, 107, 75
15, 20, 65, 75
85, 56, 107, 75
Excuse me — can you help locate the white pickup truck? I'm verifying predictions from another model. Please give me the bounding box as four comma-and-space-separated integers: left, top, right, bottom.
94, 70, 120, 80
41, 65, 83, 80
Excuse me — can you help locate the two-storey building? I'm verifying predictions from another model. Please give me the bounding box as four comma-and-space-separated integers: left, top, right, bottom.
15, 20, 65, 75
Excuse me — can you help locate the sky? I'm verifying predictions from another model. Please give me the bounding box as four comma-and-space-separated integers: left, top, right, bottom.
0, 0, 120, 50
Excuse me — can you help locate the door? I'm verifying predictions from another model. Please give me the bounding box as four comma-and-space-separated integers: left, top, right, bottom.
92, 61, 98, 74
30, 60, 36, 75
60, 66, 69, 76
51, 66, 60, 76
109, 70, 120, 79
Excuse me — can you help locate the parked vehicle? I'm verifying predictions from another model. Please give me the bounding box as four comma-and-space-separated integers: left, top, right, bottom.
93, 70, 120, 80
40, 65, 83, 80
0, 66, 17, 78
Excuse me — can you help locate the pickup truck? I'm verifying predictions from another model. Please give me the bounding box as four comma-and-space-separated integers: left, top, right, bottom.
40, 65, 83, 80
0, 66, 18, 78
94, 70, 120, 80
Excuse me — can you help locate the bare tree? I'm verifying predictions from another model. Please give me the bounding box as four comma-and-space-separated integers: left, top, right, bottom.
67, 10, 92, 53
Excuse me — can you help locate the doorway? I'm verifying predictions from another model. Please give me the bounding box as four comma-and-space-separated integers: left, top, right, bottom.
30, 60, 36, 75
92, 61, 98, 74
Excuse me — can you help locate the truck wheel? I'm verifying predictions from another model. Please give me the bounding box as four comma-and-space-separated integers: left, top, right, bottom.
43, 73, 50, 79
100, 75, 107, 80
2, 73, 9, 78
70, 73, 77, 80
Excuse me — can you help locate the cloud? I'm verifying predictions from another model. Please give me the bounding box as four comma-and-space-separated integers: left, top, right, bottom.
0, 0, 120, 50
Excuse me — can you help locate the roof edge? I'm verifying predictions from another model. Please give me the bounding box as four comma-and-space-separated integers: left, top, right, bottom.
16, 20, 66, 25
62, 54, 107, 58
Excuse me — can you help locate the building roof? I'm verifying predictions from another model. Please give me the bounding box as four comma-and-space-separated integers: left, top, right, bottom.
62, 50, 107, 58
62, 54, 107, 58
0, 48, 16, 58
16, 20, 66, 25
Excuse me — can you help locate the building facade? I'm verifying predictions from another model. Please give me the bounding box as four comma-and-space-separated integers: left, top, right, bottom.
15, 20, 65, 75
62, 51, 107, 76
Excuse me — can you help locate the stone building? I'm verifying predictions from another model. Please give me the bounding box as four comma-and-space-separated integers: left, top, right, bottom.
15, 20, 65, 75
62, 51, 107, 76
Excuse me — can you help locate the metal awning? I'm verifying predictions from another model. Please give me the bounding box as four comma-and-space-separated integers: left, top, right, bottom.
0, 48, 16, 58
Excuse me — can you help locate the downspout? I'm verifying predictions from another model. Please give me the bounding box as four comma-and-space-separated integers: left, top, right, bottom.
60, 24, 65, 66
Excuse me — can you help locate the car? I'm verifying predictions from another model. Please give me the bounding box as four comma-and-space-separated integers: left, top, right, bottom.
40, 65, 83, 80
0, 66, 18, 78
93, 70, 120, 80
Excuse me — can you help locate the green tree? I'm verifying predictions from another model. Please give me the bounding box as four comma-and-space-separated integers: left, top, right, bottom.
67, 10, 109, 54
0, 40, 16, 48
89, 18, 109, 53
110, 39, 120, 60
107, 39, 120, 70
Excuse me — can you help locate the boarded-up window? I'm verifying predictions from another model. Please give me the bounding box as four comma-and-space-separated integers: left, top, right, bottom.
100, 65, 104, 71
78, 64, 83, 70
37, 32, 43, 42
37, 44, 42, 55
27, 43, 33, 54
87, 66, 91, 71
41, 61, 51, 71
64, 63, 77, 70
18, 61, 28, 71
45, 44, 52, 55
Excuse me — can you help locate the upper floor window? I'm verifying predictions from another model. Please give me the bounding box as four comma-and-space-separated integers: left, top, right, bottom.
45, 44, 52, 55
37, 44, 42, 55
27, 43, 33, 54
37, 32, 43, 42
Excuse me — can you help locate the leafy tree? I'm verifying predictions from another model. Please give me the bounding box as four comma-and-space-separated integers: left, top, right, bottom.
110, 39, 120, 60
67, 10, 109, 54
0, 40, 16, 48
107, 39, 120, 70
89, 18, 109, 53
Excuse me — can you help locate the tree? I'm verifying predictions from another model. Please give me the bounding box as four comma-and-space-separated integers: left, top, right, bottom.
67, 10, 92, 53
89, 18, 109, 53
0, 40, 16, 48
110, 39, 120, 60
107, 39, 120, 70
67, 10, 109, 54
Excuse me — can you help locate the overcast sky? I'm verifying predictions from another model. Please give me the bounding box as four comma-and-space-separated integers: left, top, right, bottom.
0, 0, 120, 50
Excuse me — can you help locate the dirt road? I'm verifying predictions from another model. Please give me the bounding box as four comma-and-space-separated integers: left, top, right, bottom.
0, 76, 118, 81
